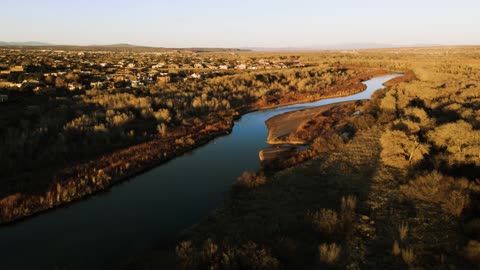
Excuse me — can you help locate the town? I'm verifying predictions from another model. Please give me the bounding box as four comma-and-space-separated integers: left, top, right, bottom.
0, 47, 306, 96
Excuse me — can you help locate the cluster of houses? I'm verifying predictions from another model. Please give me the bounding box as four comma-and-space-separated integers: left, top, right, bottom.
0, 48, 307, 94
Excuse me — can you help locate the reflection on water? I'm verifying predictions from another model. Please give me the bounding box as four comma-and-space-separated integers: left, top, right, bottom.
0, 74, 401, 270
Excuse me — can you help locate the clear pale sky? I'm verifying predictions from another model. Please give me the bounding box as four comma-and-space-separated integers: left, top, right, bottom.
2, 0, 479, 47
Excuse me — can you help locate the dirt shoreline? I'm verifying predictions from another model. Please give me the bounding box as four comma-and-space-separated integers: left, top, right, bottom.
265, 101, 356, 145
0, 68, 390, 225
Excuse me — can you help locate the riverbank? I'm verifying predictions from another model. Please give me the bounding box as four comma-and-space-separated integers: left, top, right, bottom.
265, 101, 356, 145
0, 67, 389, 224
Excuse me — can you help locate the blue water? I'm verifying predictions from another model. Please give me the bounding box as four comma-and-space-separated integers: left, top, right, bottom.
0, 74, 401, 270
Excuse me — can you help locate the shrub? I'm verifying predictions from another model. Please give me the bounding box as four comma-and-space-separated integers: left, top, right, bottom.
176, 241, 198, 270
176, 239, 280, 270
443, 190, 470, 217
237, 241, 280, 270
154, 108, 171, 123
235, 171, 267, 189
380, 92, 397, 112
464, 240, 480, 263
318, 243, 341, 264
309, 209, 339, 235
392, 240, 401, 256
400, 171, 470, 216
399, 223, 409, 242
427, 120, 480, 166
380, 130, 429, 169
401, 247, 415, 266
157, 123, 167, 136
201, 238, 219, 264
403, 107, 431, 128
391, 119, 421, 134
341, 195, 357, 213
340, 195, 357, 232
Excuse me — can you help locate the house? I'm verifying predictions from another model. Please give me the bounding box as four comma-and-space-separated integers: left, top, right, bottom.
0, 94, 8, 103
219, 65, 228, 70
10, 66, 24, 72
131, 80, 144, 87
235, 64, 247, 70
188, 73, 201, 79
90, 82, 104, 89
68, 83, 84, 91
156, 76, 171, 85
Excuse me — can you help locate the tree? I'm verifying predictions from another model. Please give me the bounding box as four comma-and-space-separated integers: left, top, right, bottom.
55, 77, 66, 89
380, 130, 429, 169
403, 107, 432, 128
380, 92, 397, 112
428, 120, 480, 166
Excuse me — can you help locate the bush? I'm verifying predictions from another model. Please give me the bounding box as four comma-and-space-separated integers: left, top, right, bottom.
176, 239, 280, 270
318, 243, 341, 264
464, 240, 480, 263
341, 195, 357, 213
398, 223, 409, 242
427, 120, 480, 166
157, 123, 167, 136
176, 241, 198, 270
309, 209, 339, 235
392, 240, 401, 256
235, 171, 267, 189
340, 195, 357, 232
380, 130, 429, 169
443, 190, 470, 217
237, 241, 280, 270
400, 171, 470, 216
401, 247, 415, 266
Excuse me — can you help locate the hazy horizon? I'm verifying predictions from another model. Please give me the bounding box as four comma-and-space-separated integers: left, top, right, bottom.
2, 0, 480, 48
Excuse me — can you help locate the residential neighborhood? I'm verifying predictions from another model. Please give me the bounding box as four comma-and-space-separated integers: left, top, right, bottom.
0, 47, 307, 96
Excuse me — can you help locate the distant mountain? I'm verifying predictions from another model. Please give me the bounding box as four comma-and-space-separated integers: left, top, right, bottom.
0, 41, 150, 48
243, 43, 442, 51
0, 41, 443, 51
87, 43, 149, 48
0, 41, 53, 47
0, 42, 248, 52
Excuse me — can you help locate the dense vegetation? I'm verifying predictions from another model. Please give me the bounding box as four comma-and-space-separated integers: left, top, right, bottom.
129, 47, 480, 269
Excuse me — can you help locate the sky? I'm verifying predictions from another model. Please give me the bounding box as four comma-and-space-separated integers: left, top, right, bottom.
1, 0, 479, 48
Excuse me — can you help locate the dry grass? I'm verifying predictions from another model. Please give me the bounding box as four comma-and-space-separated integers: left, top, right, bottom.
341, 195, 357, 213
309, 209, 339, 235
401, 247, 415, 266
392, 240, 401, 256
399, 223, 409, 242
318, 243, 341, 264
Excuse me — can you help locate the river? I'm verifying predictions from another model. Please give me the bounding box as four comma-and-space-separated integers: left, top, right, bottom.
0, 74, 401, 269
